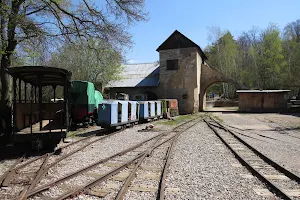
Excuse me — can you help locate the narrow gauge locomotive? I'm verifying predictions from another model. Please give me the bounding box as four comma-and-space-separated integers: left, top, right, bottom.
7, 66, 179, 150
69, 80, 103, 127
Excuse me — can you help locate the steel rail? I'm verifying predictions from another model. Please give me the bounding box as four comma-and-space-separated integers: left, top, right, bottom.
114, 135, 167, 200
0, 154, 26, 186
26, 133, 164, 198
205, 119, 292, 200
115, 118, 202, 200
26, 117, 201, 199
210, 118, 300, 183
208, 122, 268, 143
56, 118, 202, 200
1, 129, 104, 188
157, 133, 180, 200
12, 129, 122, 200
264, 118, 300, 140
55, 135, 174, 200
18, 154, 50, 200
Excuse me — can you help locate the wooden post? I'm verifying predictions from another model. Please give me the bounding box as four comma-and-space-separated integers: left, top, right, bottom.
24, 82, 27, 103
18, 79, 21, 103
30, 85, 33, 134
38, 75, 43, 131
64, 78, 69, 128
35, 86, 37, 103
13, 77, 17, 131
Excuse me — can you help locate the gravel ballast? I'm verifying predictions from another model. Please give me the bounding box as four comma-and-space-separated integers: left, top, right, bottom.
165, 121, 276, 200
215, 113, 300, 176
39, 123, 163, 186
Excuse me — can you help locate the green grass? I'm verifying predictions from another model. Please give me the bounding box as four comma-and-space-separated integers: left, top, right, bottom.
212, 114, 224, 123
66, 130, 80, 138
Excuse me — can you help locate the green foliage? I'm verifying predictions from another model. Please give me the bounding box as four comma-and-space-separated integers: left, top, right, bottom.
206, 21, 300, 96
258, 25, 286, 89
49, 39, 123, 91
205, 30, 239, 98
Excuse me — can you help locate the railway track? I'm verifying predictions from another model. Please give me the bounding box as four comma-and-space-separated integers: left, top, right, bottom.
205, 117, 300, 200
0, 128, 125, 199
262, 117, 300, 140
15, 117, 201, 200
214, 120, 300, 147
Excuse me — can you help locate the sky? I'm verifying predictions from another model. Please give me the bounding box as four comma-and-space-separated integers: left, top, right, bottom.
124, 0, 300, 64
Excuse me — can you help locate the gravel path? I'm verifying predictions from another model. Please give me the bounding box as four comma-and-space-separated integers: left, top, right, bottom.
215, 113, 300, 176
165, 121, 277, 200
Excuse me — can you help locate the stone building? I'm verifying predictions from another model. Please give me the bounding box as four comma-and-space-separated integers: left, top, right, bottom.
107, 30, 244, 114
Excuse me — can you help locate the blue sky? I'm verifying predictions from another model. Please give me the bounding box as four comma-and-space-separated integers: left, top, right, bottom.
125, 0, 300, 63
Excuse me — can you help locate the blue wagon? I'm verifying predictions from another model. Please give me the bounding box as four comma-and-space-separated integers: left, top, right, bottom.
128, 101, 140, 123
97, 100, 126, 128
139, 101, 160, 121
154, 101, 163, 118
97, 100, 140, 128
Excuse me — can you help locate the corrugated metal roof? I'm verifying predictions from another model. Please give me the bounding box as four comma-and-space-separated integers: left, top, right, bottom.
108, 62, 160, 88
236, 90, 290, 93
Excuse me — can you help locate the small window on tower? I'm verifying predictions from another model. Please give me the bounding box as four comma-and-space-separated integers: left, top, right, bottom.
167, 59, 178, 70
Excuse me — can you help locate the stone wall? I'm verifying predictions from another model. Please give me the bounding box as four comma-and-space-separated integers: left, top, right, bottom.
158, 47, 201, 114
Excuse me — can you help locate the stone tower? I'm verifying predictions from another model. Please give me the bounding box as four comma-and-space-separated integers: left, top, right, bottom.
156, 30, 207, 114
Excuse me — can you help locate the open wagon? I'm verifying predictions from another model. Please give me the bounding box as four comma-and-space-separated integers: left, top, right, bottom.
7, 66, 72, 150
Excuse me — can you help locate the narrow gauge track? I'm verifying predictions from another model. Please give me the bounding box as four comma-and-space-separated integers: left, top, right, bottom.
262, 117, 300, 140
0, 127, 128, 200
215, 121, 300, 147
205, 117, 300, 200
1, 128, 104, 187
23, 118, 201, 200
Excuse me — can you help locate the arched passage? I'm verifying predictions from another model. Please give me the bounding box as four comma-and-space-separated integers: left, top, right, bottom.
199, 63, 247, 111
202, 82, 239, 111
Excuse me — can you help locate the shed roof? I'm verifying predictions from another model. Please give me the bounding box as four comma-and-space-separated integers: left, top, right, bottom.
107, 62, 160, 88
7, 66, 71, 86
236, 90, 290, 93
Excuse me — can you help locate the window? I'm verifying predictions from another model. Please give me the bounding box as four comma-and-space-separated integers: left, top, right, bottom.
167, 59, 178, 70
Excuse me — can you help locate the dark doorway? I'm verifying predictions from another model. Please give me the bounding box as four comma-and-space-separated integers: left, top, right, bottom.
145, 91, 157, 100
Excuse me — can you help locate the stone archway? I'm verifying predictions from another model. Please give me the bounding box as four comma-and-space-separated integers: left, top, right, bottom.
199, 63, 247, 111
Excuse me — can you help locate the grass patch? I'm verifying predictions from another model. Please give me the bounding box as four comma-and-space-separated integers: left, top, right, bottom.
212, 115, 224, 123
66, 130, 80, 138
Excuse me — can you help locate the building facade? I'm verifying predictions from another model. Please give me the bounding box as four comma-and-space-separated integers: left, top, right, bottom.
107, 30, 243, 114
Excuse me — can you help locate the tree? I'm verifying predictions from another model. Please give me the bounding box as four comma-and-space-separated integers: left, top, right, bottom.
236, 27, 261, 88
282, 20, 300, 93
206, 28, 238, 98
49, 39, 123, 92
0, 0, 147, 136
257, 24, 286, 89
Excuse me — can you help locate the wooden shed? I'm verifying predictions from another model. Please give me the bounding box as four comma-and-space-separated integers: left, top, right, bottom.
237, 90, 290, 112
